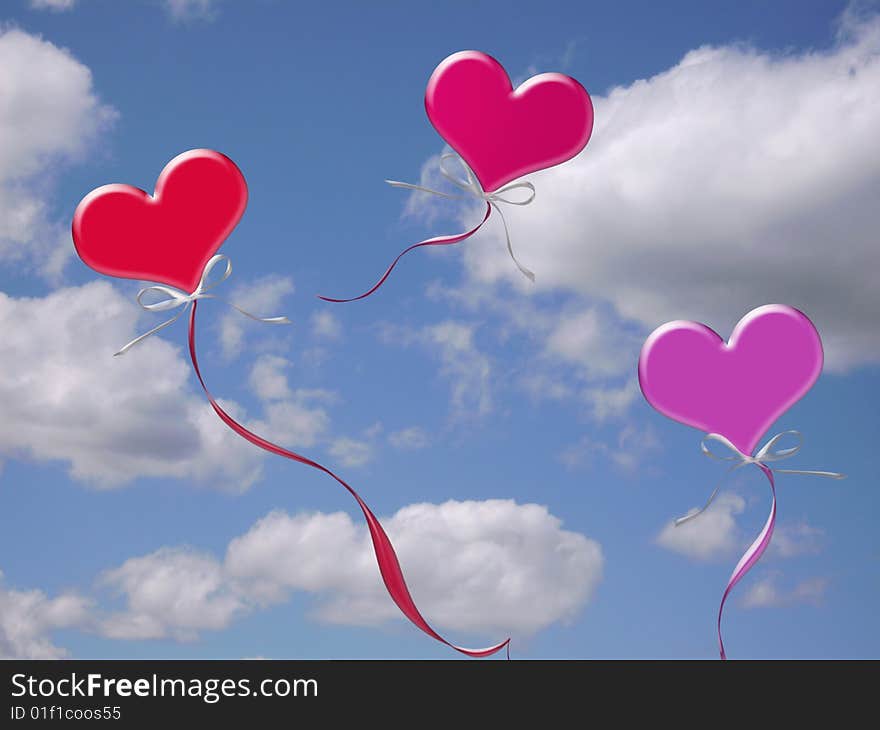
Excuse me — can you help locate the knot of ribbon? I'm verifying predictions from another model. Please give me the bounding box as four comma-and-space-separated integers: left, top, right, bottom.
114, 254, 291, 356
386, 152, 537, 281
673, 430, 844, 659
674, 431, 844, 527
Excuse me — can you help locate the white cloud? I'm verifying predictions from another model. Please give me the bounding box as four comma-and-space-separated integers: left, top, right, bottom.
2, 500, 603, 653
656, 493, 746, 561
250, 397, 330, 451
522, 306, 642, 421
388, 426, 429, 451
560, 423, 659, 472
219, 275, 294, 359
425, 321, 493, 418
378, 320, 493, 419
543, 309, 638, 380
424, 284, 641, 423
225, 511, 365, 606
245, 355, 338, 451
518, 372, 573, 403
327, 437, 373, 468
99, 548, 245, 640
310, 310, 342, 340
164, 0, 219, 21
29, 0, 218, 20
90, 499, 602, 643
0, 572, 91, 659
248, 354, 293, 401
741, 575, 829, 608
246, 354, 376, 465
656, 487, 828, 567
227, 499, 603, 635
768, 522, 826, 559
328, 424, 382, 469
421, 12, 880, 373
400, 152, 457, 225
29, 0, 76, 10
582, 379, 641, 421
0, 28, 115, 276
0, 282, 263, 489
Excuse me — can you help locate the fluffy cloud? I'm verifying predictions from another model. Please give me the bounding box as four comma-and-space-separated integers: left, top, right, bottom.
425, 322, 492, 418
424, 283, 640, 422
768, 522, 826, 559
244, 354, 384, 470
0, 282, 263, 489
656, 493, 746, 561
741, 575, 829, 608
310, 311, 342, 340
246, 355, 374, 462
0, 572, 91, 659
226, 499, 603, 635
656, 489, 829, 566
247, 354, 294, 401
164, 0, 219, 21
560, 423, 659, 472
99, 549, 245, 641
543, 309, 639, 380
388, 426, 429, 451
249, 397, 331, 451
327, 437, 373, 468
219, 275, 294, 359
422, 13, 880, 373
4, 499, 601, 653
380, 320, 493, 419
0, 279, 357, 489
29, 0, 76, 10
91, 499, 603, 643
0, 28, 115, 276
29, 0, 219, 20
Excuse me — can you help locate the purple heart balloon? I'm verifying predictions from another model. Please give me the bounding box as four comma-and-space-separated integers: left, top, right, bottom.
638, 304, 824, 456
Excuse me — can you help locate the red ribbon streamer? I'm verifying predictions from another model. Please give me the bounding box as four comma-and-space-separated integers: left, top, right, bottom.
318, 204, 492, 303
187, 301, 509, 658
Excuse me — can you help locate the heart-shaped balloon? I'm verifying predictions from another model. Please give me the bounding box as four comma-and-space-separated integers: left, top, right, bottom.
72, 149, 248, 294
425, 50, 594, 194
638, 305, 824, 456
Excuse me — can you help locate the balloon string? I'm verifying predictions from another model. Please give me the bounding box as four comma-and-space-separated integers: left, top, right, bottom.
187, 301, 509, 658
680, 432, 842, 658
717, 463, 776, 660
317, 203, 492, 303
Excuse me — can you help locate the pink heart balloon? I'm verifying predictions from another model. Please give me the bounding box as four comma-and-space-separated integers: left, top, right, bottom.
425, 50, 594, 193
638, 305, 824, 455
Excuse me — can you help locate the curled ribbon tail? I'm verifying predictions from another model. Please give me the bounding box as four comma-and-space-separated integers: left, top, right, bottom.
186, 301, 510, 658
318, 152, 537, 303
717, 464, 776, 660
684, 431, 844, 659
317, 203, 492, 303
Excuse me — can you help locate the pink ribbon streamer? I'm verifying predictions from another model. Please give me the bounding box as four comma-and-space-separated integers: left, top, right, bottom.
717, 463, 776, 660
318, 204, 492, 303
187, 301, 510, 658
689, 432, 843, 659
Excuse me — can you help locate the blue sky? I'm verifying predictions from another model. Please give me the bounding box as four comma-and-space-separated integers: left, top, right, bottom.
0, 0, 877, 659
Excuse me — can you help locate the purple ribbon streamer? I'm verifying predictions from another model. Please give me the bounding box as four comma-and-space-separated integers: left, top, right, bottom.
717, 463, 776, 660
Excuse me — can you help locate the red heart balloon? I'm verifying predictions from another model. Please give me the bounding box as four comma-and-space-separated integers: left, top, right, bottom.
425, 51, 594, 193
72, 149, 248, 294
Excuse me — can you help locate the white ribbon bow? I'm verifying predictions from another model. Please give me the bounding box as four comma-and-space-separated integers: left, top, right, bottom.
674, 430, 845, 526
386, 152, 537, 281
114, 254, 291, 357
